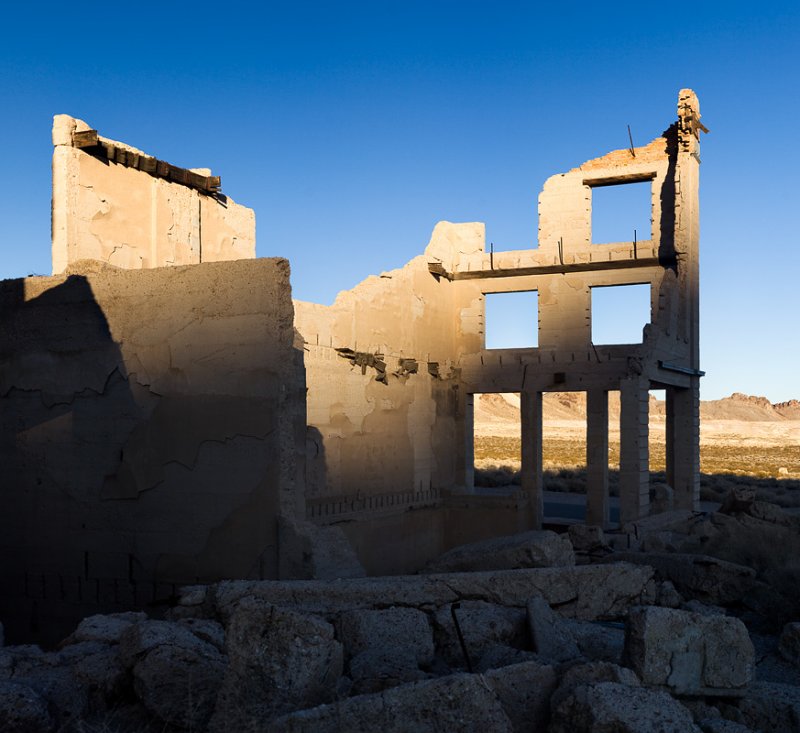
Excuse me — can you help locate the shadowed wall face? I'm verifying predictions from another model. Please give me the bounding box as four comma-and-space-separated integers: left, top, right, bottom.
0, 258, 305, 644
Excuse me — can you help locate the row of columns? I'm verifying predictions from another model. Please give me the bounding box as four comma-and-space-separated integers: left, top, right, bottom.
515, 379, 699, 527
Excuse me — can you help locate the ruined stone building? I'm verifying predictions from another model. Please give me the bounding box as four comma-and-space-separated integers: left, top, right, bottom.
0, 90, 705, 642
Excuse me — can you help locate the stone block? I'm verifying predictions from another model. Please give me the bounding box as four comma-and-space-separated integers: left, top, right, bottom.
336, 607, 433, 664
624, 606, 754, 696
209, 597, 342, 731
611, 552, 757, 605
779, 622, 800, 666
0, 680, 54, 733
434, 601, 527, 668
550, 661, 640, 711
422, 530, 575, 573
527, 596, 580, 663
484, 660, 557, 732
550, 681, 701, 733
268, 673, 514, 732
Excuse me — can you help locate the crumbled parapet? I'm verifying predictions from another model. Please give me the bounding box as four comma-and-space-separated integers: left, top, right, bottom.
51, 114, 255, 273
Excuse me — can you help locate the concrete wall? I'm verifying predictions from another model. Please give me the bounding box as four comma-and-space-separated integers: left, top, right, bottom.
295, 90, 703, 567
294, 221, 487, 502
0, 258, 305, 643
52, 115, 255, 274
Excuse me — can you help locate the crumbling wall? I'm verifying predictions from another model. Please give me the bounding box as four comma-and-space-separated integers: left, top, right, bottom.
295, 221, 485, 502
51, 115, 255, 273
0, 258, 305, 643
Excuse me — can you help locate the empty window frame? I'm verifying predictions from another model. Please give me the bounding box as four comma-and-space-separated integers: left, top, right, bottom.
590, 181, 652, 244
484, 290, 538, 349
591, 283, 651, 344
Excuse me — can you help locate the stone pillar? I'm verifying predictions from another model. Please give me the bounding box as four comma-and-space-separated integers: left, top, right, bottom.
464, 393, 475, 493
521, 390, 544, 528
619, 376, 649, 523
586, 389, 609, 526
666, 382, 700, 510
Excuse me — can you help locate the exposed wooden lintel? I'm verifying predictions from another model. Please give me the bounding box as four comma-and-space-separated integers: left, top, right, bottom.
72, 134, 222, 195
429, 255, 676, 281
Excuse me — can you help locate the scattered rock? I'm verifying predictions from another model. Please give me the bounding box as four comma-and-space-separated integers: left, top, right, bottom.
611, 552, 757, 605
59, 611, 147, 647
568, 524, 612, 563
209, 597, 342, 731
483, 660, 557, 732
177, 618, 226, 653
278, 515, 366, 580
348, 648, 427, 694
656, 580, 683, 608
11, 661, 89, 724
697, 719, 756, 733
682, 599, 727, 617
624, 606, 754, 696
476, 644, 543, 672
527, 596, 580, 663
562, 619, 626, 664
182, 563, 656, 623
550, 661, 640, 711
550, 681, 701, 733
132, 641, 225, 729
423, 530, 575, 573
268, 673, 515, 732
650, 482, 674, 514
779, 622, 800, 666
336, 606, 433, 664
119, 619, 211, 668
434, 600, 526, 668
62, 642, 128, 708
0, 680, 53, 733
723, 681, 800, 732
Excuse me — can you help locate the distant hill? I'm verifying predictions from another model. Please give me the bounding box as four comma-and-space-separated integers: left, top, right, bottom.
476, 391, 800, 426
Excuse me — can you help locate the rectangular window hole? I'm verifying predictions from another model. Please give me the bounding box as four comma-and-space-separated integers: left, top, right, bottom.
591, 181, 652, 244
473, 392, 521, 490
591, 283, 650, 344
484, 291, 538, 349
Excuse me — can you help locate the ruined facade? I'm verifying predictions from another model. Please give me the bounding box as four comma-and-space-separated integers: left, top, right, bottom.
0, 91, 703, 642
297, 89, 704, 554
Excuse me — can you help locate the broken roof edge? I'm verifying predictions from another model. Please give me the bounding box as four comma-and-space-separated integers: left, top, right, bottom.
52, 114, 223, 196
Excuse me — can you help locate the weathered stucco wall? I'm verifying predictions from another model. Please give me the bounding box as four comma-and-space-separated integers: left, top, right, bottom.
294, 221, 486, 502
0, 258, 305, 643
52, 115, 256, 273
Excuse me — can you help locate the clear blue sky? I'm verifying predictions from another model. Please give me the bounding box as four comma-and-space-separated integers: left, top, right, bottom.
1, 2, 798, 402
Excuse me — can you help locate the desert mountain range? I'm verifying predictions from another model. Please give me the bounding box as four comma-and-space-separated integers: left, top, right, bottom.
476, 392, 800, 425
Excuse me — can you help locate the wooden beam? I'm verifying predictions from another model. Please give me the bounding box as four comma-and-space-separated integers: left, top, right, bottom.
583, 171, 657, 187
78, 136, 223, 195
430, 255, 676, 281
72, 129, 98, 148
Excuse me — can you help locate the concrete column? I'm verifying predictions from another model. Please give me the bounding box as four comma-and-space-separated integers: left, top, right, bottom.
521, 390, 544, 528
666, 382, 700, 510
619, 376, 649, 524
586, 389, 609, 526
464, 393, 475, 493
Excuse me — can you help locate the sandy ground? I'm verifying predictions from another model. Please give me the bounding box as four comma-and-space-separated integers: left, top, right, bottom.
474, 415, 800, 449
